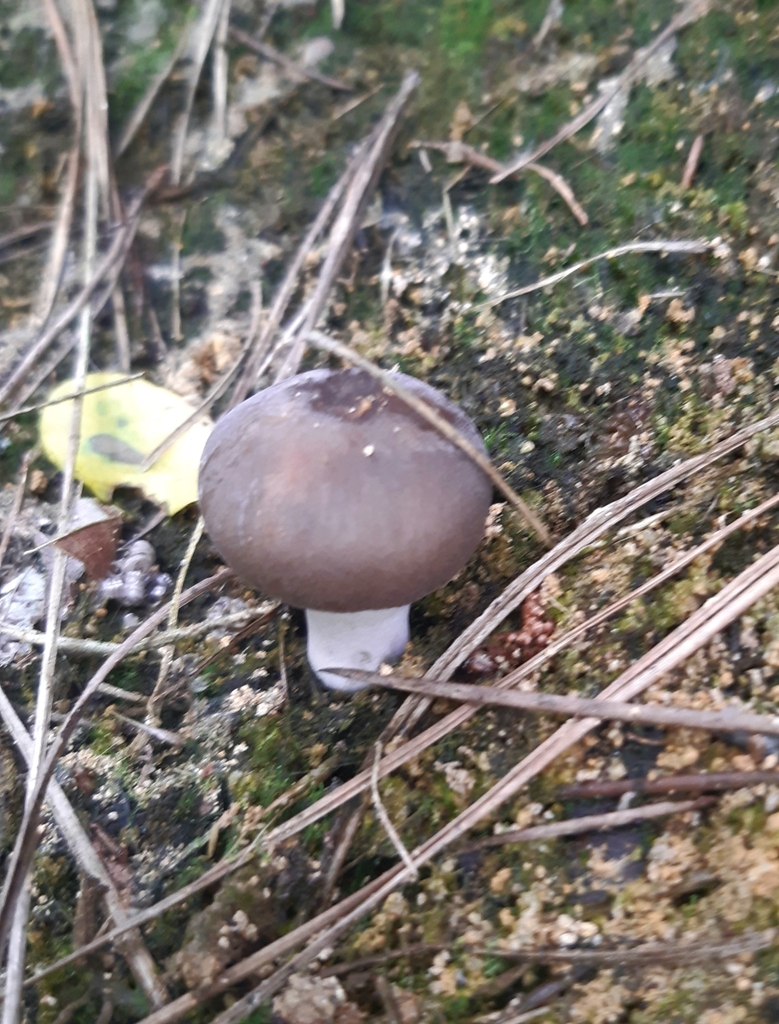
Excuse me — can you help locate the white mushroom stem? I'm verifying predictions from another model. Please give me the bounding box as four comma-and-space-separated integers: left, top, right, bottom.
304, 606, 410, 692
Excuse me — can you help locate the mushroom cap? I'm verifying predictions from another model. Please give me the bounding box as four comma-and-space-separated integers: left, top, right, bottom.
198, 368, 493, 612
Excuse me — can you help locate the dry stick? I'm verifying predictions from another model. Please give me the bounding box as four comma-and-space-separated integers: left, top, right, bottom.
0, 167, 166, 407
170, 207, 186, 342
147, 516, 205, 724
170, 0, 226, 186
273, 70, 420, 382
205, 547, 779, 1024
228, 27, 352, 92
341, 670, 779, 739
140, 278, 262, 470
229, 147, 359, 404
0, 686, 171, 1003
264, 402, 779, 849
559, 770, 779, 801
7, 334, 78, 416
477, 930, 776, 968
526, 161, 589, 226
306, 329, 550, 546
34, 0, 81, 336
0, 567, 234, 962
33, 147, 81, 329
115, 23, 192, 157
0, 223, 53, 252
458, 798, 712, 853
681, 133, 704, 190
412, 141, 588, 226
475, 238, 713, 312
212, 0, 231, 159
491, 0, 711, 182
371, 743, 417, 879
112, 280, 131, 372
0, 449, 34, 577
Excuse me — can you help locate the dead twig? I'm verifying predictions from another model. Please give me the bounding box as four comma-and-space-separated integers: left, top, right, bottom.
306, 329, 550, 546
412, 140, 588, 226
170, 0, 226, 186
116, 23, 192, 157
492, 0, 712, 182
0, 449, 34, 578
681, 133, 704, 189
558, 770, 779, 800
146, 517, 205, 724
475, 238, 713, 312
339, 669, 779, 739
229, 142, 366, 404
0, 372, 144, 424
371, 743, 417, 879
458, 798, 712, 852
229, 27, 352, 92
473, 929, 776, 967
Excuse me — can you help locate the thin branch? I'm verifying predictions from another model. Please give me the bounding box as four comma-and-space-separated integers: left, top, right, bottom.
411, 140, 588, 226
170, 0, 226, 186
147, 517, 205, 723
558, 770, 779, 801
0, 449, 34, 577
475, 238, 713, 312
681, 133, 704, 189
474, 929, 776, 967
491, 0, 712, 182
0, 372, 144, 423
371, 743, 417, 878
0, 605, 273, 656
115, 23, 192, 157
457, 798, 710, 852
336, 669, 779, 738
306, 329, 550, 545
229, 27, 352, 92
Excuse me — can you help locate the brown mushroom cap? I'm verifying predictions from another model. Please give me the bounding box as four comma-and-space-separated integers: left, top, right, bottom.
198, 368, 493, 612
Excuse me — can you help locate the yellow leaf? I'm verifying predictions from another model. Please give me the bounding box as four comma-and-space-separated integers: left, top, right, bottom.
39, 373, 212, 515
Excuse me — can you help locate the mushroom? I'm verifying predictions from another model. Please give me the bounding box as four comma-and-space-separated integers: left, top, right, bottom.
198, 368, 492, 691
